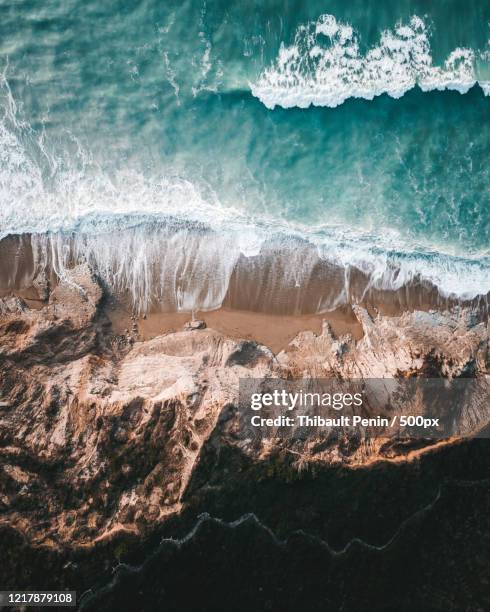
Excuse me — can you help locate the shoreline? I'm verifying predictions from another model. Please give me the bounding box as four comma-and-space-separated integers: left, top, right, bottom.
1, 232, 489, 328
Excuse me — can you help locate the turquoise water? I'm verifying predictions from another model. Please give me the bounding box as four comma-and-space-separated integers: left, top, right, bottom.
0, 0, 489, 309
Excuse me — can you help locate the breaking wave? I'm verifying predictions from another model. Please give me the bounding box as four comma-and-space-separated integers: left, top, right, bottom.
252, 15, 490, 109
1, 70, 489, 314
3, 216, 490, 316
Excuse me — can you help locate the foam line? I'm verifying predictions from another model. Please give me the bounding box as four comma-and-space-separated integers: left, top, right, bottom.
252, 15, 490, 109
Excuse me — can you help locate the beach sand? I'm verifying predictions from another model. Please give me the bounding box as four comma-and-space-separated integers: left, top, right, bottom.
106, 304, 364, 354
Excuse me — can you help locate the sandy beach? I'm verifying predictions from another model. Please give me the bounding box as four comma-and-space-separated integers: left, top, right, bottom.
107, 304, 364, 353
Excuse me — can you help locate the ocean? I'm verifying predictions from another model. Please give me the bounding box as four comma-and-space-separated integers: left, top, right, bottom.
0, 0, 489, 313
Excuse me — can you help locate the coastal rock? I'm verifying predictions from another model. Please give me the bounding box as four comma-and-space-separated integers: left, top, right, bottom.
277, 305, 489, 379
184, 319, 207, 330
0, 265, 488, 552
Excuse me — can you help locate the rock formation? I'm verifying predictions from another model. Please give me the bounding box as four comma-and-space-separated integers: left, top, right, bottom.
0, 265, 488, 610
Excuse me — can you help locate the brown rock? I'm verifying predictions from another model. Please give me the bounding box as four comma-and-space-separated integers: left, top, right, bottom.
184, 319, 206, 330
0, 263, 488, 552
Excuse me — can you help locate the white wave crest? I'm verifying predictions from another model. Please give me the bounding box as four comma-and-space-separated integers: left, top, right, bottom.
251, 15, 489, 109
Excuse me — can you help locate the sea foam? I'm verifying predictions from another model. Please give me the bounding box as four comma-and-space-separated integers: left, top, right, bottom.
1, 70, 489, 313
251, 15, 490, 109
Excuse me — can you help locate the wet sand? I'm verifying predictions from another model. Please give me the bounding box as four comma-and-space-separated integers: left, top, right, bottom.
2, 232, 488, 320
1, 232, 488, 354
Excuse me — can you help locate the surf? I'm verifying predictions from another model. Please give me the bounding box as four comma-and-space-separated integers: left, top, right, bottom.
251, 15, 490, 109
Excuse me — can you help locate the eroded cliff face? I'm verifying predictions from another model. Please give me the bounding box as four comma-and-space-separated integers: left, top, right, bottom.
0, 265, 488, 555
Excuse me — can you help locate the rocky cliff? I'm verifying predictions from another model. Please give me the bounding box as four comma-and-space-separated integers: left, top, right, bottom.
0, 265, 488, 610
